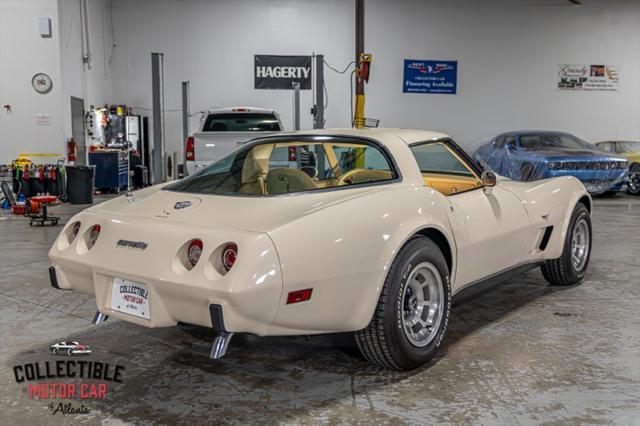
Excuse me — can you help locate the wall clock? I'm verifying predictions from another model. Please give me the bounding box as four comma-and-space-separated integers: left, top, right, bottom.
32, 73, 53, 94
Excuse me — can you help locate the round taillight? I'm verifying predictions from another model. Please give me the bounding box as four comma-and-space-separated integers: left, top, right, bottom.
88, 225, 101, 247
70, 222, 81, 242
188, 239, 203, 267
222, 243, 238, 271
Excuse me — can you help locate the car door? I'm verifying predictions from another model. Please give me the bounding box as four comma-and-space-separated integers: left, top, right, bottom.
410, 140, 536, 289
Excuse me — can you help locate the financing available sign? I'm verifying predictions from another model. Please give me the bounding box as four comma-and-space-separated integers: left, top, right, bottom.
557, 64, 619, 92
403, 59, 458, 94
255, 55, 312, 90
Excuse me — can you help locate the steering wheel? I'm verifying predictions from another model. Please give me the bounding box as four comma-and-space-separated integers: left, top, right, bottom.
337, 168, 365, 185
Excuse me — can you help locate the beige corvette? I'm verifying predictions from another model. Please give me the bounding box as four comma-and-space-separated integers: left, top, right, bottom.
49, 129, 593, 370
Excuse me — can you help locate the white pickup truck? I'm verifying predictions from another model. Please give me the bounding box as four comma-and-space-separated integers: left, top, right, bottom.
185, 107, 283, 175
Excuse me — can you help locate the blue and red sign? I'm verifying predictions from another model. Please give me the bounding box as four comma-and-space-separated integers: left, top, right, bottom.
403, 60, 458, 94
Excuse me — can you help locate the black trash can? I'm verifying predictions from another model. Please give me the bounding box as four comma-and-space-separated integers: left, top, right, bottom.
133, 165, 148, 189
66, 165, 95, 204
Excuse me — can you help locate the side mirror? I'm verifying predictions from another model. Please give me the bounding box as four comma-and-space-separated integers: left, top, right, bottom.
481, 171, 497, 195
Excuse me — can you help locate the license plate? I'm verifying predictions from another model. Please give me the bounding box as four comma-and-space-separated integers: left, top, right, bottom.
110, 278, 150, 320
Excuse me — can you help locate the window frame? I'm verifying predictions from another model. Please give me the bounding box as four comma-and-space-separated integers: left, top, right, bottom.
164, 135, 403, 197
409, 138, 485, 196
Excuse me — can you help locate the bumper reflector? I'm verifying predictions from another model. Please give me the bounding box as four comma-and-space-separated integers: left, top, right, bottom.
286, 288, 313, 304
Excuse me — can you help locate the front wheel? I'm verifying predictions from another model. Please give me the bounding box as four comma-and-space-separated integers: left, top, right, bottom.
541, 203, 592, 286
355, 237, 451, 371
627, 171, 640, 195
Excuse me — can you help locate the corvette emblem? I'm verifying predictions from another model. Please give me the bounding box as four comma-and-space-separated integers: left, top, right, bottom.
117, 239, 148, 250
174, 201, 192, 210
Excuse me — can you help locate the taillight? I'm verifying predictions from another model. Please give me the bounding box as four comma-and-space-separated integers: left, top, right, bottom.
188, 239, 203, 267
70, 222, 81, 242
186, 136, 195, 161
287, 288, 313, 304
88, 225, 101, 248
288, 146, 297, 161
221, 243, 238, 271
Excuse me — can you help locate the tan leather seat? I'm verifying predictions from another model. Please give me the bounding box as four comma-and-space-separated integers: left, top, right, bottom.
339, 169, 393, 185
266, 168, 317, 194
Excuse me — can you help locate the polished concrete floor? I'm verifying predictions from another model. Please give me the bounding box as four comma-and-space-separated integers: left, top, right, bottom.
1, 194, 639, 425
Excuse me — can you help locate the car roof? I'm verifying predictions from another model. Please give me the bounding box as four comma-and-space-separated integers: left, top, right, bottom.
209, 106, 276, 114
270, 127, 450, 147
498, 130, 574, 138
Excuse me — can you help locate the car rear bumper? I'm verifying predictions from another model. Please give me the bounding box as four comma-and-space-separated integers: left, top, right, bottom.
48, 216, 284, 336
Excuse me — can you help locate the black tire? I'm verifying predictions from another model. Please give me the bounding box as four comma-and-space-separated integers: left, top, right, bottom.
521, 163, 536, 181
355, 236, 451, 371
627, 170, 640, 195
541, 203, 592, 286
67, 349, 73, 356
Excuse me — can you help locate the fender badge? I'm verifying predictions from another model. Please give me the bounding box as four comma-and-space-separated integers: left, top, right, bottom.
542, 214, 549, 220
174, 201, 192, 210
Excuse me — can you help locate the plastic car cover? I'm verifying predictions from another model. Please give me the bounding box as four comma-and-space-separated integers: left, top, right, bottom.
595, 140, 640, 194
471, 132, 629, 194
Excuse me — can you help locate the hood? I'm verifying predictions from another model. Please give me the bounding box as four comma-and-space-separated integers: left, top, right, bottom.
87, 184, 396, 233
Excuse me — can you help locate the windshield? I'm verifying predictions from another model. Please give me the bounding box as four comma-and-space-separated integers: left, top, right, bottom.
165, 137, 398, 196
202, 113, 281, 132
519, 133, 593, 151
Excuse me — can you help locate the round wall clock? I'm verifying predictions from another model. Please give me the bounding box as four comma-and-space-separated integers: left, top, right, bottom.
32, 73, 53, 94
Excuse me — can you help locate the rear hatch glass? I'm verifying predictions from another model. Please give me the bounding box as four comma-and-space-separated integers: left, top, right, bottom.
202, 113, 280, 132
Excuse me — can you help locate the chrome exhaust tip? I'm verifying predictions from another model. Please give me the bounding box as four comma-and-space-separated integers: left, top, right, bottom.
210, 331, 234, 359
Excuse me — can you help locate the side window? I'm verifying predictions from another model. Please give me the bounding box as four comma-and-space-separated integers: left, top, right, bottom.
331, 144, 392, 173
410, 142, 476, 177
504, 135, 516, 150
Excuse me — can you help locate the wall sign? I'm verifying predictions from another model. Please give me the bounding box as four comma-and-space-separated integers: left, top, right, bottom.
403, 60, 457, 94
255, 55, 312, 90
32, 73, 53, 94
557, 64, 619, 92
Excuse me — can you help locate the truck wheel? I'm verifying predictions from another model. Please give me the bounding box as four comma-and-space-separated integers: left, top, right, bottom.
355, 236, 451, 371
541, 203, 592, 286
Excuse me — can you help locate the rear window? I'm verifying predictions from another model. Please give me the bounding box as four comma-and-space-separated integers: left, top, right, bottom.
202, 113, 281, 132
165, 137, 398, 196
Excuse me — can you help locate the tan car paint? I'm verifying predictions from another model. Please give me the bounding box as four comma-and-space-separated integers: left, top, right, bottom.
49, 128, 590, 336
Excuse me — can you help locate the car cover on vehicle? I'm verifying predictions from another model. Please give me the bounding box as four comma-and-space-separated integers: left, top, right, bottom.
471, 131, 629, 194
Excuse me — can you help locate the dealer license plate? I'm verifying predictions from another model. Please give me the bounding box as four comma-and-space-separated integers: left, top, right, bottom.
110, 278, 150, 320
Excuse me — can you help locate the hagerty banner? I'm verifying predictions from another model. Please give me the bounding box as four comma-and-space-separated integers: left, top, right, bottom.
254, 55, 312, 90
403, 60, 458, 94
557, 64, 619, 92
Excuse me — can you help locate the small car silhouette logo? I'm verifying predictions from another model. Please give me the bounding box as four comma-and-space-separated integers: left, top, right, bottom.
50, 341, 91, 356
174, 201, 192, 210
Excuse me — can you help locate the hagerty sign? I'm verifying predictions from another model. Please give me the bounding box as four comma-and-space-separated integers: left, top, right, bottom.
254, 55, 312, 90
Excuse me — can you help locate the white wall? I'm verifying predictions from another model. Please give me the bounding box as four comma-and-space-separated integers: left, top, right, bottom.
366, 0, 640, 148
58, 0, 115, 141
2, 0, 639, 164
108, 0, 640, 155
0, 0, 64, 162
109, 0, 355, 154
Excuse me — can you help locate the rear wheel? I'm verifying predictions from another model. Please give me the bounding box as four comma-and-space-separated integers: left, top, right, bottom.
541, 203, 592, 286
355, 237, 451, 371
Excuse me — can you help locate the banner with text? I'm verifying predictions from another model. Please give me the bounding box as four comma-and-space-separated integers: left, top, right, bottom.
557, 64, 619, 92
403, 60, 457, 94
255, 55, 312, 90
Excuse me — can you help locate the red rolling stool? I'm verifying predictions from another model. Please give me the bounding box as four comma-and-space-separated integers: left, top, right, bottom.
29, 195, 59, 226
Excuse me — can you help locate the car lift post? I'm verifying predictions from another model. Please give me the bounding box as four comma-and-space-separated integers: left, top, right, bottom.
292, 82, 301, 131
151, 52, 164, 184
313, 54, 324, 129
181, 81, 190, 175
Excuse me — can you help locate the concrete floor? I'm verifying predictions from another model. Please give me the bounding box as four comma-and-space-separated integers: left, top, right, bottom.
1, 194, 639, 425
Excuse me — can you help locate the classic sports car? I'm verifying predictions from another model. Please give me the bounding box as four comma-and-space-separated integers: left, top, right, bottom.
474, 131, 628, 194
595, 140, 640, 195
50, 341, 91, 356
49, 129, 593, 371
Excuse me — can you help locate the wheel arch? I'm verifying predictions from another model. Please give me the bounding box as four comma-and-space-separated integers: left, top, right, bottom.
412, 227, 453, 276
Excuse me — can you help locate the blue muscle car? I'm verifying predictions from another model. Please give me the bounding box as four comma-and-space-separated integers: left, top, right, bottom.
474, 131, 628, 194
